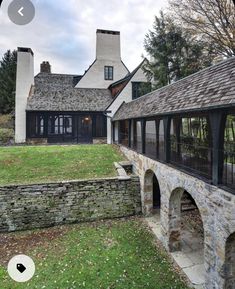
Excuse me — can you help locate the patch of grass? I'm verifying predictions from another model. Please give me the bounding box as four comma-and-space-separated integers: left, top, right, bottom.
0, 218, 190, 289
0, 145, 125, 186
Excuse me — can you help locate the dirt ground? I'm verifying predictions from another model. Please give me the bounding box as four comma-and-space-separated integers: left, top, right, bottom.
0, 226, 67, 266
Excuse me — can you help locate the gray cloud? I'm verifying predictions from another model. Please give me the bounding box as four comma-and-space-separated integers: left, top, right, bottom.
0, 0, 168, 75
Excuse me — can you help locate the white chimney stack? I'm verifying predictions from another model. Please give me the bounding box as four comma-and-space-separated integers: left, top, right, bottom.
96, 29, 121, 60
15, 47, 34, 143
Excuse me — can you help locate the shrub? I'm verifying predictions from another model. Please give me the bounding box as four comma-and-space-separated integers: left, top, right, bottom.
0, 114, 14, 129
0, 128, 14, 144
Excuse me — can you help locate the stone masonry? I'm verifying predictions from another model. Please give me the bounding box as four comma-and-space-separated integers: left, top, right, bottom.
120, 145, 235, 289
0, 176, 141, 232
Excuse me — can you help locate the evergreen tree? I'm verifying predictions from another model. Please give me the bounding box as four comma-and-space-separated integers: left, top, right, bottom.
143, 11, 214, 88
0, 50, 17, 114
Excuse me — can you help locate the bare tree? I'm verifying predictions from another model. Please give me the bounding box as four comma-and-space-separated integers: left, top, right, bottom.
169, 0, 235, 57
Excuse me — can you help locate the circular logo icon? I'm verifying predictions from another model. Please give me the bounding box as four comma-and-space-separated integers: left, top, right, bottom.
8, 0, 35, 25
7, 254, 35, 282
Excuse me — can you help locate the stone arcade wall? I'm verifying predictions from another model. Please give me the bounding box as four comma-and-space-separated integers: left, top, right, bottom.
119, 145, 235, 289
0, 176, 141, 232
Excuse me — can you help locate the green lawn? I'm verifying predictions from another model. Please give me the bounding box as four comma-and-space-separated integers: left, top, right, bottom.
0, 145, 125, 186
0, 218, 189, 289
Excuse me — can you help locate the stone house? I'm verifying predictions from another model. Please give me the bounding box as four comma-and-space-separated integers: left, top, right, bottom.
15, 29, 150, 144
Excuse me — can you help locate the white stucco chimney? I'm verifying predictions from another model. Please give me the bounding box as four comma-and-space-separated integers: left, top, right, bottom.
76, 29, 129, 89
15, 47, 34, 143
96, 29, 121, 60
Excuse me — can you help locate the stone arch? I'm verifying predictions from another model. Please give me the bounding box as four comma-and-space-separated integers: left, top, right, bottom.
225, 232, 235, 289
168, 187, 184, 251
168, 188, 206, 287
143, 169, 161, 215
168, 187, 205, 252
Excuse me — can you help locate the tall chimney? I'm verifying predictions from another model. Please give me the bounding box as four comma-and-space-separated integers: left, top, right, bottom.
15, 47, 34, 143
96, 29, 121, 60
40, 61, 51, 73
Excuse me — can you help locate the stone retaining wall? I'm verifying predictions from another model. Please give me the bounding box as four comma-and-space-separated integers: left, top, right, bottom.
0, 176, 141, 232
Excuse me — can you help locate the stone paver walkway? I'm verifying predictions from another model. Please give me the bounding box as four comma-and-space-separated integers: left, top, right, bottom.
146, 215, 205, 289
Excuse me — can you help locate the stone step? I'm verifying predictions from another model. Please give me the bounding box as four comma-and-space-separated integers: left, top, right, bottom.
181, 204, 198, 212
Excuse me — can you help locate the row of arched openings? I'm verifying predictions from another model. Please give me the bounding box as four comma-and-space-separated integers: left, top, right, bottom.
144, 169, 235, 288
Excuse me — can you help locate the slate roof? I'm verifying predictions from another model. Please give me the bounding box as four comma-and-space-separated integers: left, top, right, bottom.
34, 72, 82, 87
27, 73, 113, 112
113, 57, 235, 120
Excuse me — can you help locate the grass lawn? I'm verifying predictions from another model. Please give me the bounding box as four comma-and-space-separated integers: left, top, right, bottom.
0, 218, 190, 289
0, 145, 125, 186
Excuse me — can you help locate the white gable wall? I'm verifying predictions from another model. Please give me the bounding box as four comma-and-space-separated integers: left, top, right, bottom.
107, 66, 148, 144
76, 59, 128, 89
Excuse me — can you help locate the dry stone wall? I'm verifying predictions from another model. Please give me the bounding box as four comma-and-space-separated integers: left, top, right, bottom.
0, 176, 141, 232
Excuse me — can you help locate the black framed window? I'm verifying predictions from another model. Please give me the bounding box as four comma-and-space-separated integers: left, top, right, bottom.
119, 120, 129, 146
48, 115, 73, 135
170, 115, 212, 179
64, 115, 72, 134
28, 114, 45, 137
132, 82, 151, 100
104, 66, 113, 80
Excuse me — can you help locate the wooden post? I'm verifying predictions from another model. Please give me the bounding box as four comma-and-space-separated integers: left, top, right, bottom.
112, 122, 115, 143
163, 116, 171, 163
155, 119, 159, 159
128, 119, 132, 148
141, 119, 146, 154
44, 113, 48, 138
117, 121, 121, 144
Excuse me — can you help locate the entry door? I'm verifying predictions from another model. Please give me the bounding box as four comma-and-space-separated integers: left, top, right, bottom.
77, 116, 92, 143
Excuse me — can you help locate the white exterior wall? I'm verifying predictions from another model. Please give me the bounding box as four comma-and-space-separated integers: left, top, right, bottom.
76, 31, 129, 89
107, 66, 148, 144
76, 59, 128, 89
15, 49, 34, 143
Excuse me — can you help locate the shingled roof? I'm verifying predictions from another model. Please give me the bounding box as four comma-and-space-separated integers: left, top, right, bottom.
27, 73, 112, 112
113, 57, 235, 120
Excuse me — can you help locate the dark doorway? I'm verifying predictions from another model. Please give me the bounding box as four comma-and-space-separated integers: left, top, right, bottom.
47, 114, 74, 143
225, 232, 235, 289
77, 116, 92, 143
153, 174, 161, 209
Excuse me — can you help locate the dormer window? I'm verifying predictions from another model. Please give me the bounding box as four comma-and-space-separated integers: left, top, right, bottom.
104, 66, 113, 80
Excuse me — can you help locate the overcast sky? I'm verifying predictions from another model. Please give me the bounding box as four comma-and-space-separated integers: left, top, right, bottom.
0, 0, 168, 75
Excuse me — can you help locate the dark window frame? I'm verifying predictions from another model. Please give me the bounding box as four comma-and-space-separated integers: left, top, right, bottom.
104, 66, 114, 80
132, 82, 151, 100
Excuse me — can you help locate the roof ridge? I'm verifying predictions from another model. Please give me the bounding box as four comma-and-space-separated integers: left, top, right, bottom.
36, 73, 81, 77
